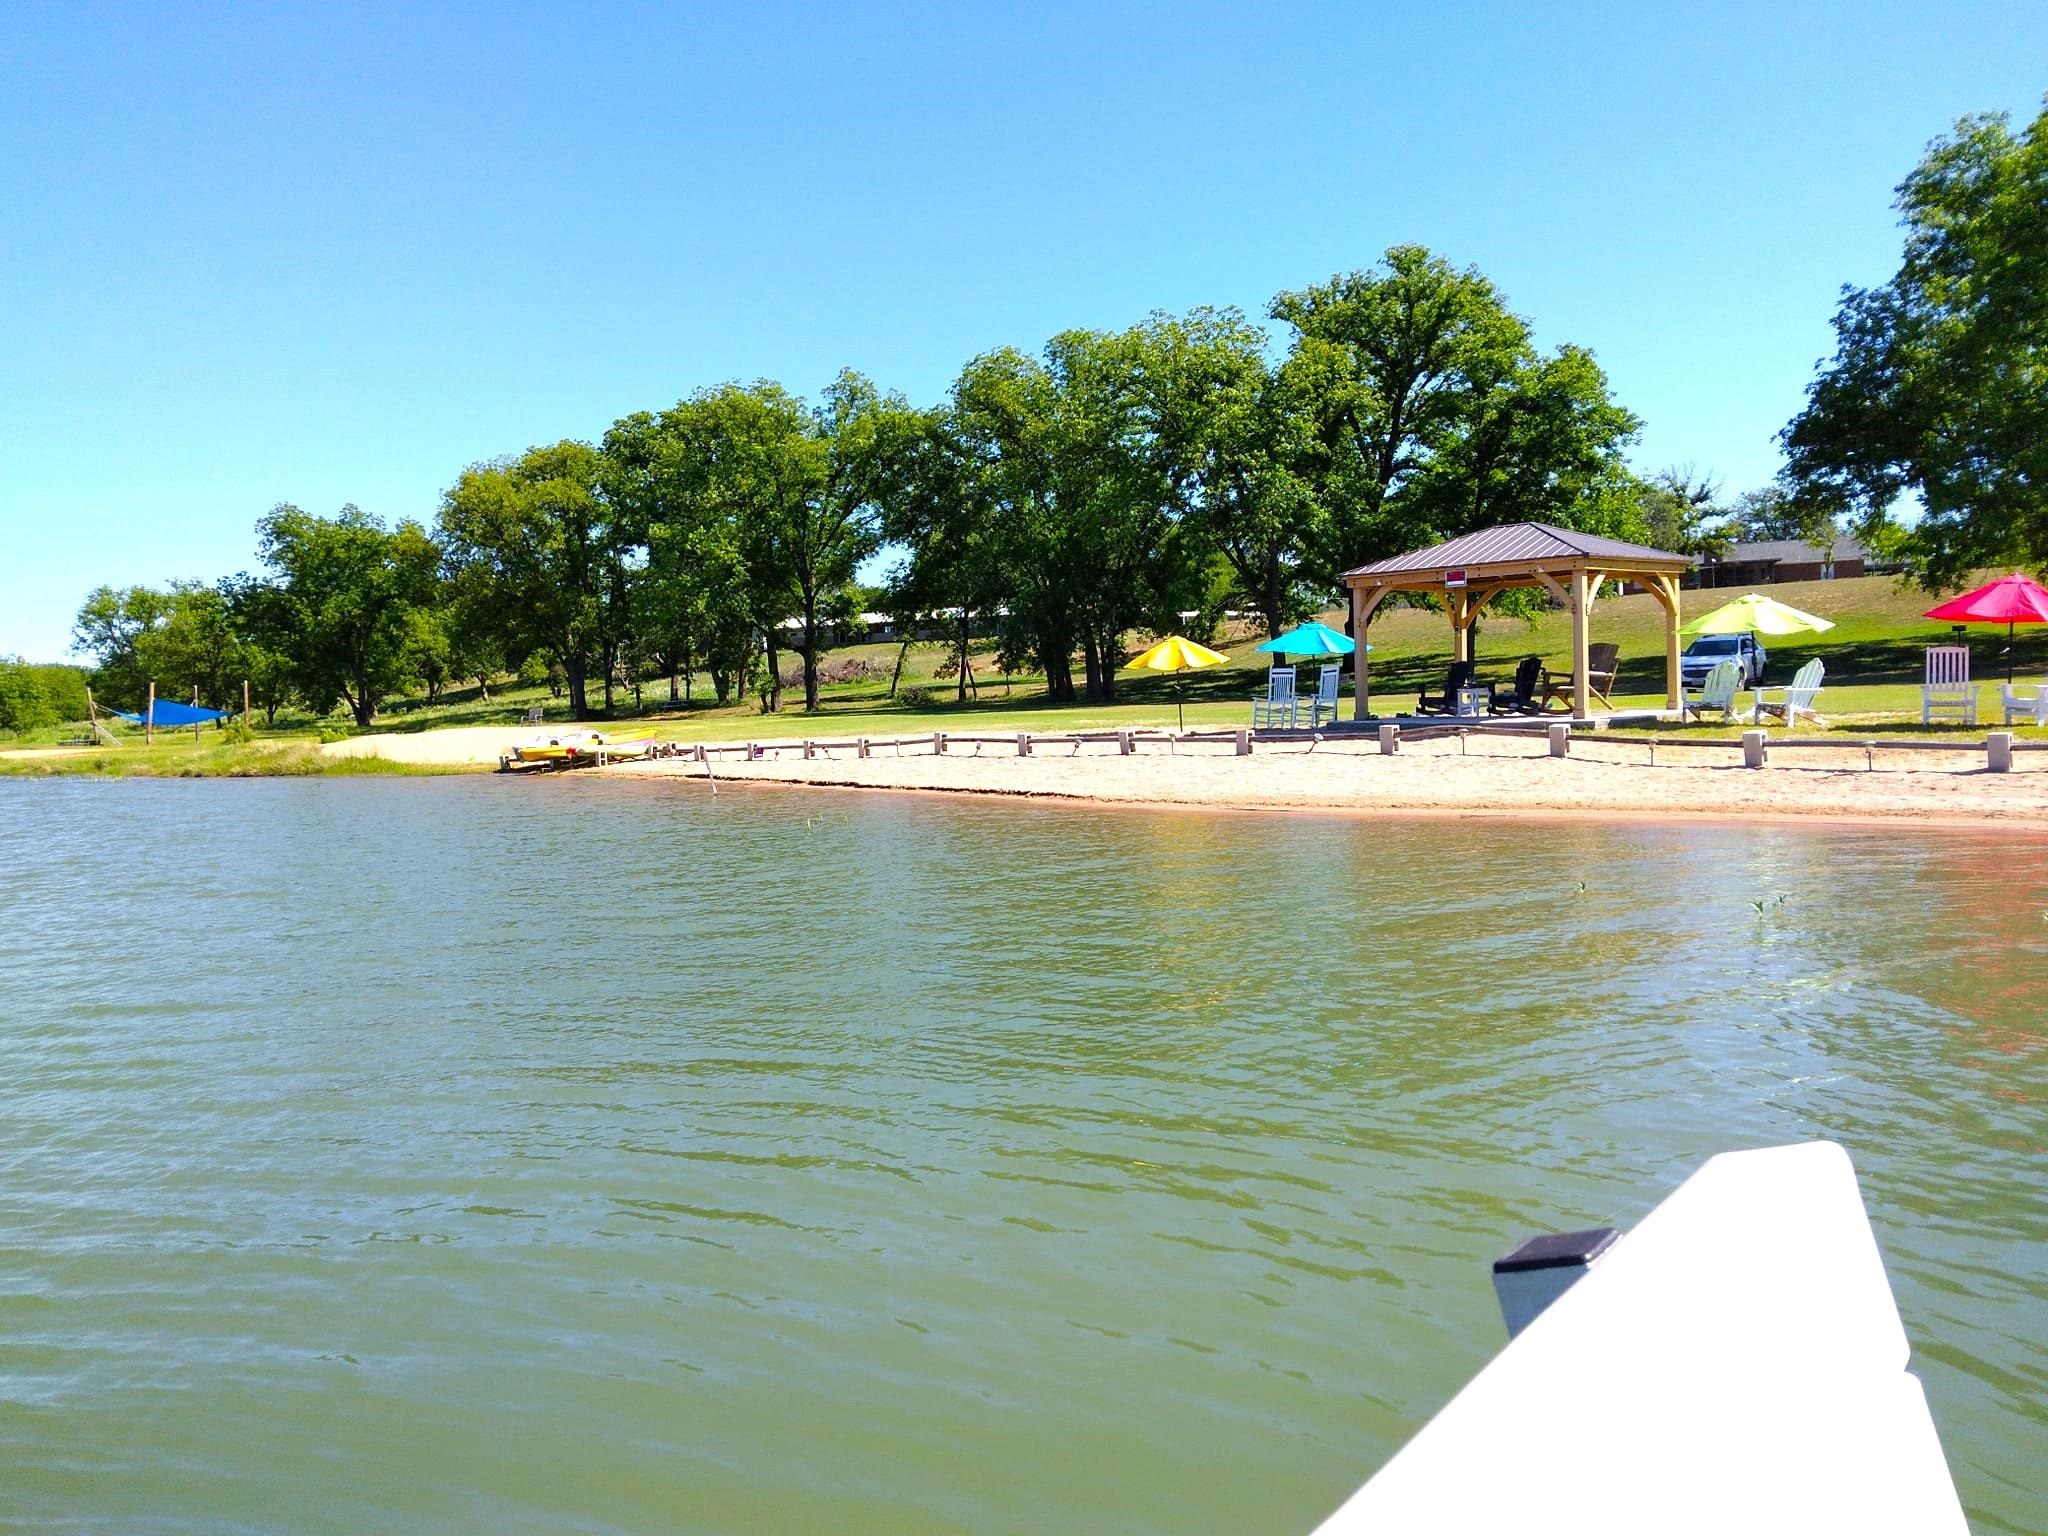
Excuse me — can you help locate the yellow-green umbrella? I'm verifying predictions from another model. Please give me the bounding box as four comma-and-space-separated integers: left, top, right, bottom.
1681, 592, 1836, 637
1128, 634, 1230, 730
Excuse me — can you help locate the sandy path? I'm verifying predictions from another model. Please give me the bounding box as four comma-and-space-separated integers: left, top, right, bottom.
607, 732, 2048, 826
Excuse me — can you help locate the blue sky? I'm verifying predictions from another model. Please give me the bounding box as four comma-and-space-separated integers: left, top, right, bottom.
4, 1, 2044, 661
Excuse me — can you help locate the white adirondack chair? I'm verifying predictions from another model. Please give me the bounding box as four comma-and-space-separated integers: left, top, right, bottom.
1683, 659, 1743, 723
1921, 645, 1977, 725
1754, 658, 1826, 727
2002, 680, 2048, 727
521, 704, 544, 725
1251, 666, 1299, 729
1304, 664, 1342, 727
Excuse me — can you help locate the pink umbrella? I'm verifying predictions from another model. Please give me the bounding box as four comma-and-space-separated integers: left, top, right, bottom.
1923, 573, 2048, 682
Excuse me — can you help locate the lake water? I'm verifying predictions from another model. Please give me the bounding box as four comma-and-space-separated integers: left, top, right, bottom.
1, 777, 2044, 1533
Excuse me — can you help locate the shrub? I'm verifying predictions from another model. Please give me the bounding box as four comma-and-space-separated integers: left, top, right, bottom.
222, 720, 256, 745
897, 684, 934, 709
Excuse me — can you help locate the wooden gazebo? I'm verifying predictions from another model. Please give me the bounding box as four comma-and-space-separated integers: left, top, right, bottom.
1342, 523, 1695, 720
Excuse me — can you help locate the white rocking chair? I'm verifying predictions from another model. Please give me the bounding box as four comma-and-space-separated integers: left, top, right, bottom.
1303, 664, 1342, 728
1921, 645, 1977, 725
1251, 667, 1300, 729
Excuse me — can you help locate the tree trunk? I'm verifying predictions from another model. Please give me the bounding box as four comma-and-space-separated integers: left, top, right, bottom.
1081, 632, 1104, 703
668, 668, 680, 704
956, 613, 971, 703
712, 669, 730, 706
476, 674, 491, 702
763, 633, 782, 712
889, 637, 910, 699
1262, 557, 1287, 642
566, 653, 591, 719
801, 595, 821, 711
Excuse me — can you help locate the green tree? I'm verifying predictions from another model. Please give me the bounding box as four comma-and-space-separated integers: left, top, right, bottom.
439, 442, 610, 719
0, 658, 57, 732
1272, 246, 1643, 586
144, 583, 247, 710
1781, 98, 2048, 586
257, 504, 441, 727
874, 406, 1006, 702
1139, 308, 1324, 640
72, 585, 170, 705
1726, 485, 1832, 545
222, 574, 301, 725
1637, 467, 1733, 557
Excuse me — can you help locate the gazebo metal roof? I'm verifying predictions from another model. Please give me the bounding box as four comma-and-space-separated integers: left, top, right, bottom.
1342, 522, 1693, 580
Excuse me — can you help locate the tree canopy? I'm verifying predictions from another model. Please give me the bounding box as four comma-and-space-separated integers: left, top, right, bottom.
1781, 97, 2048, 586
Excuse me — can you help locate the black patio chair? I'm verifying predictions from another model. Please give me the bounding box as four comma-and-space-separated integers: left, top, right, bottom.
1490, 655, 1546, 715
1416, 659, 1481, 715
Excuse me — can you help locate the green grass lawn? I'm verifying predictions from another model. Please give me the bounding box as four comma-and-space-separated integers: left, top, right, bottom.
6, 572, 2044, 776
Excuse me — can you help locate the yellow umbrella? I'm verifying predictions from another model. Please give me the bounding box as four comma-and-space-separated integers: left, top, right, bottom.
1681, 592, 1835, 637
1128, 634, 1231, 730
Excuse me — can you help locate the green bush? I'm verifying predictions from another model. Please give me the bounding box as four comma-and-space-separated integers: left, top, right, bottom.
222, 720, 256, 745
897, 684, 934, 709
0, 659, 55, 732
317, 722, 354, 744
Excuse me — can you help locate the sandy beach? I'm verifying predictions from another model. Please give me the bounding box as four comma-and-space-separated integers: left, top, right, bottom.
616, 733, 2048, 826
317, 724, 2048, 825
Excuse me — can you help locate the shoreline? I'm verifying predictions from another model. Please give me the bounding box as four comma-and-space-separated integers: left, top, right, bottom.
603, 766, 2048, 834
14, 724, 2045, 831
596, 732, 2048, 831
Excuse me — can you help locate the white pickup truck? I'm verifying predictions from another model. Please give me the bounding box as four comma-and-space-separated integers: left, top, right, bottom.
1680, 632, 1767, 688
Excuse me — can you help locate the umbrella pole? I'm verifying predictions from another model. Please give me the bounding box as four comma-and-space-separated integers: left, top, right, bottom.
2009, 620, 2016, 684
1176, 678, 1185, 733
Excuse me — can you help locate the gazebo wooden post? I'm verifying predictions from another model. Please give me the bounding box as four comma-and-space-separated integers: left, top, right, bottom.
1350, 584, 1367, 721
1659, 576, 1682, 711
1570, 566, 1591, 720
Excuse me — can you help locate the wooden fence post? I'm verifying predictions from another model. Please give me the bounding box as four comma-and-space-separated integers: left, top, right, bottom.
1548, 723, 1570, 758
1378, 722, 1399, 755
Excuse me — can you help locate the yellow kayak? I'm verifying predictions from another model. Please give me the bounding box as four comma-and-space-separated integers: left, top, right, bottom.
512, 729, 655, 763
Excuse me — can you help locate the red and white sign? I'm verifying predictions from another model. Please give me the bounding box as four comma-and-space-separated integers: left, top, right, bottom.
1444, 569, 1467, 589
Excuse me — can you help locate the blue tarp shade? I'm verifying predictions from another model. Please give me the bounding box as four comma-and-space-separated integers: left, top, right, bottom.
113, 700, 230, 727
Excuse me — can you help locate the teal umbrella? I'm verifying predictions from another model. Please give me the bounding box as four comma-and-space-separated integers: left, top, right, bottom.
1256, 620, 1359, 657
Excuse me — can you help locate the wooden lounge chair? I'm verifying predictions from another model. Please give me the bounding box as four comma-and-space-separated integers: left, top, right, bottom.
1544, 642, 1620, 713
1921, 645, 1977, 725
1754, 658, 1826, 727
1490, 656, 1546, 716
1303, 664, 1342, 728
2001, 679, 2048, 727
1251, 666, 1300, 729
1682, 659, 1743, 723
1417, 660, 1481, 716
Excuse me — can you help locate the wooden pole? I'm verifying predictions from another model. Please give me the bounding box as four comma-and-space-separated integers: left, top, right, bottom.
243, 678, 251, 727
146, 681, 155, 746
1570, 567, 1591, 721
1662, 576, 1682, 711
193, 686, 202, 744
1350, 585, 1368, 721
